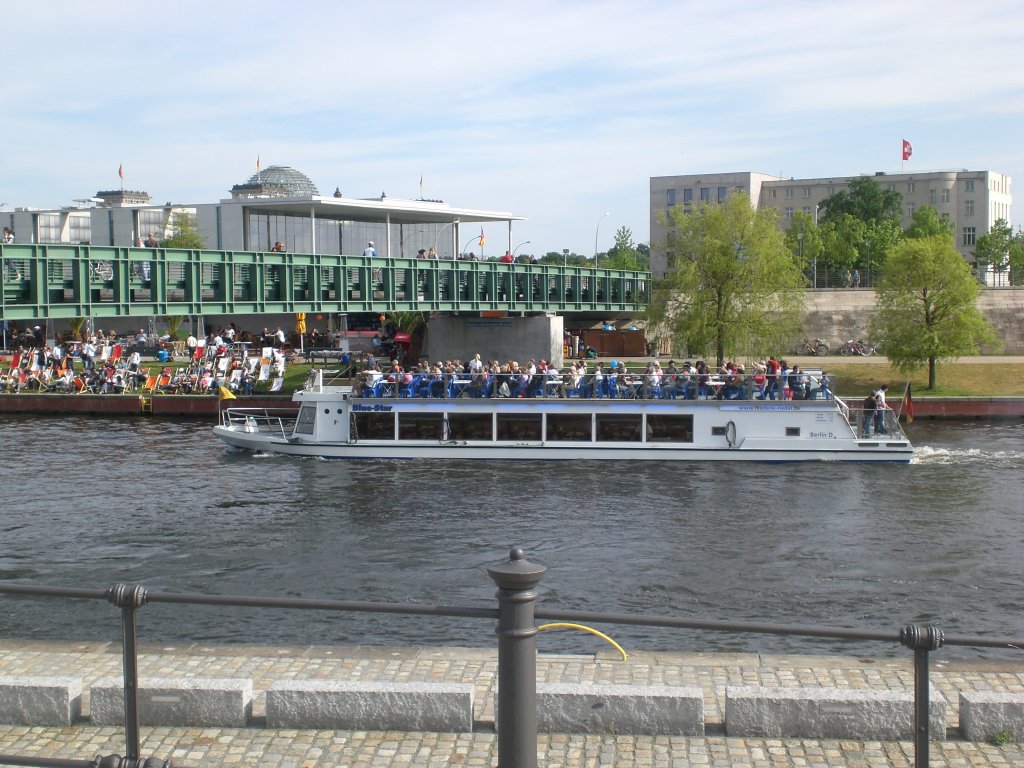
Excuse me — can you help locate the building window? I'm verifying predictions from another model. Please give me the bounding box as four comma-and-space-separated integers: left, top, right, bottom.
700, 187, 710, 201
965, 200, 974, 216
717, 186, 727, 202
929, 189, 937, 204
942, 188, 950, 203
888, 184, 896, 192
827, 185, 835, 195
37, 213, 60, 242
785, 188, 794, 198
768, 189, 777, 199
784, 207, 794, 220
802, 206, 811, 215
734, 185, 744, 194
907, 182, 915, 193
907, 203, 915, 216
683, 188, 692, 205
965, 179, 975, 192
802, 187, 811, 198
666, 189, 676, 207
962, 227, 976, 246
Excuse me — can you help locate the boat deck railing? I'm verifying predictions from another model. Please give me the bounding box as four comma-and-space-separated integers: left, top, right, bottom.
347, 370, 839, 403
220, 407, 297, 437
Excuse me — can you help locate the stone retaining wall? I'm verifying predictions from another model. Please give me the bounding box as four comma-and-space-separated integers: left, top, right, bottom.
804, 288, 1024, 353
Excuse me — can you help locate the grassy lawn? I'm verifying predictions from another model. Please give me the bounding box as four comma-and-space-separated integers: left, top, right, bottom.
820, 362, 1024, 398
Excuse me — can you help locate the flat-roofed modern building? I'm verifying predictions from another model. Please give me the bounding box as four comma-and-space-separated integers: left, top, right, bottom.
0, 165, 524, 259
649, 169, 1012, 279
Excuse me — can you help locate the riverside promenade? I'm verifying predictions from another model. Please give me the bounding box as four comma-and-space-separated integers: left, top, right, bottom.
0, 640, 1021, 767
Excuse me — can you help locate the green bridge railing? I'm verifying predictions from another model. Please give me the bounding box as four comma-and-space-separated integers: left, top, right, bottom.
1, 244, 649, 321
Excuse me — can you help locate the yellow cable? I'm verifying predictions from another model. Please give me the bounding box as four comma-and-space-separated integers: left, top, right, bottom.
537, 622, 628, 661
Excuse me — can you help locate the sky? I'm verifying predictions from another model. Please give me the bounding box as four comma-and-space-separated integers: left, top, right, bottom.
2, 0, 1022, 256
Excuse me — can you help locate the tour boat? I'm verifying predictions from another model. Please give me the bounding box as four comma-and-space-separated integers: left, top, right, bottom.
213, 369, 913, 462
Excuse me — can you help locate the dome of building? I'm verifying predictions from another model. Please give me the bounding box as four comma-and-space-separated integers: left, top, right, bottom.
235, 165, 320, 197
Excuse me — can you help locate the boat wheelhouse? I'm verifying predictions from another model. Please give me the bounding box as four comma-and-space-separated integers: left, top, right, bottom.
213, 370, 913, 463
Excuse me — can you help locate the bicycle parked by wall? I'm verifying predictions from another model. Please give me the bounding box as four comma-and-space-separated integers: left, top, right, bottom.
793, 338, 830, 356
838, 339, 877, 356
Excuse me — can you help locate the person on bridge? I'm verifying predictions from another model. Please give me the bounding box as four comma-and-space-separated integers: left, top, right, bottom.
363, 241, 378, 258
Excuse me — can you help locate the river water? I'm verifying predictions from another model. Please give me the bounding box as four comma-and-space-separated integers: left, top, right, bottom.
1, 415, 1022, 659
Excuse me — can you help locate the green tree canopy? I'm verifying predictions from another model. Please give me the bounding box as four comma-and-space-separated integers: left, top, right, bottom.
905, 204, 955, 241
784, 210, 823, 273
819, 176, 902, 225
161, 211, 206, 249
870, 236, 997, 389
973, 218, 1024, 285
603, 226, 648, 270
651, 193, 805, 364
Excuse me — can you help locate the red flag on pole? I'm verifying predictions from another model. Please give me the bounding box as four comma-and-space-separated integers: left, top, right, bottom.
118, 163, 124, 180
479, 227, 486, 247
902, 139, 912, 161
903, 382, 914, 423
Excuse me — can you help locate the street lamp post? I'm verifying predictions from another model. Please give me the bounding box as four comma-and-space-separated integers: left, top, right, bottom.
797, 232, 806, 287
432, 222, 455, 258
594, 212, 609, 267
460, 234, 482, 260
512, 240, 530, 259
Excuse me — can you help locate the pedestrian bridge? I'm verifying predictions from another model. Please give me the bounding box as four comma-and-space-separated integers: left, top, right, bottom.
1, 244, 649, 321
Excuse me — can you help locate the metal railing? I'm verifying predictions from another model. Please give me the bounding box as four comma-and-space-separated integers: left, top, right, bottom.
1, 546, 1021, 768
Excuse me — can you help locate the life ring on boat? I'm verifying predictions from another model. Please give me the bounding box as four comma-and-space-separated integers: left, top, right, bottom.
725, 420, 737, 448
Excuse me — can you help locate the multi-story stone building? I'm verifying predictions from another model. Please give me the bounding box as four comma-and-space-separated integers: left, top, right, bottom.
649, 170, 1013, 279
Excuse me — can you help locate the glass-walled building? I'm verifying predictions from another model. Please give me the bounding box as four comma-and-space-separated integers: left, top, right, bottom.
0, 164, 525, 260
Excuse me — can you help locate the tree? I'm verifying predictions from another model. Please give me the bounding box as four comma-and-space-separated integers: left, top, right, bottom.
870, 236, 997, 389
162, 315, 187, 340
651, 193, 805, 364
161, 211, 206, 249
973, 218, 1024, 285
784, 210, 823, 284
603, 226, 648, 270
818, 214, 865, 282
819, 177, 904, 274
819, 176, 902, 225
905, 205, 955, 241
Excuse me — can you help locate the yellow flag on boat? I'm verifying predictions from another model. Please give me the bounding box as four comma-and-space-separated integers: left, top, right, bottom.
218, 386, 236, 401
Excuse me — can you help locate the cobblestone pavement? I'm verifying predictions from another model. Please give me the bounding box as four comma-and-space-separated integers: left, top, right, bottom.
0, 640, 1021, 767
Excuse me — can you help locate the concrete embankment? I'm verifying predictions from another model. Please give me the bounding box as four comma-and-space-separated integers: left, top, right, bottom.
0, 640, 1021, 767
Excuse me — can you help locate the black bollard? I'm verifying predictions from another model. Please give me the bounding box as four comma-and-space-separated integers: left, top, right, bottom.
487, 547, 547, 768
106, 584, 150, 762
899, 624, 944, 768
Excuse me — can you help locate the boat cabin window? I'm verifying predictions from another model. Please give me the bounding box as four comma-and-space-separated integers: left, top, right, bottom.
496, 414, 542, 441
398, 413, 445, 440
447, 413, 493, 441
546, 413, 592, 441
786, 427, 800, 436
596, 414, 643, 442
354, 412, 395, 440
646, 414, 694, 443
711, 426, 727, 436
294, 405, 317, 435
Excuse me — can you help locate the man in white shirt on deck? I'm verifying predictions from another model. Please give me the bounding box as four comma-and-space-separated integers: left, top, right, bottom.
873, 384, 889, 435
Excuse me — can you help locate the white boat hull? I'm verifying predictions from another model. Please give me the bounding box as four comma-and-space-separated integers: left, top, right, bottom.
213, 371, 912, 463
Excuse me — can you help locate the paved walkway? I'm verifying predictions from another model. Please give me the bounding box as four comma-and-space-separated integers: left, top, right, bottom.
0, 640, 1022, 767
